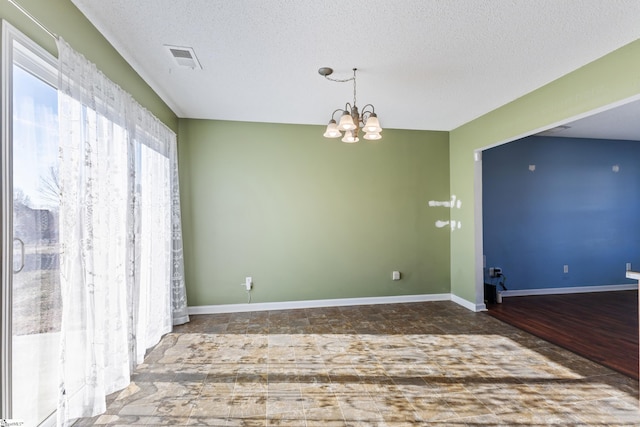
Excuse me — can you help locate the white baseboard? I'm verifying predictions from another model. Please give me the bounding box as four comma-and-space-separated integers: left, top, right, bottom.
500, 283, 638, 298
187, 293, 479, 315
451, 294, 487, 312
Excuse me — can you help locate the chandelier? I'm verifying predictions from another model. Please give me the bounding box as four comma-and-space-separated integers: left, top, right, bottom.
319, 67, 382, 142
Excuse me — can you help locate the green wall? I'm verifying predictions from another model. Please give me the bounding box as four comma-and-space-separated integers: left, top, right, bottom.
450, 39, 640, 303
179, 119, 450, 306
0, 0, 177, 131
5, 0, 639, 309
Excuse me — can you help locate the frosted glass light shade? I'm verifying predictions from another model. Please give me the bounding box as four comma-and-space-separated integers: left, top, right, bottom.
342, 130, 359, 143
323, 120, 342, 138
363, 114, 381, 133
363, 131, 381, 140
337, 111, 356, 131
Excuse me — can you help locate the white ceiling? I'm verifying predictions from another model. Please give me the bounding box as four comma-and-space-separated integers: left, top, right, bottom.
70, 0, 640, 134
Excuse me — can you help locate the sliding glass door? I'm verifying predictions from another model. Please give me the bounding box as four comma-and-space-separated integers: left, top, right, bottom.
2, 21, 187, 427
2, 24, 59, 427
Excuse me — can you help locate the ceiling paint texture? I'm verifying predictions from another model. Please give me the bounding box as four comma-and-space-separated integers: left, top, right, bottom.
70, 0, 640, 132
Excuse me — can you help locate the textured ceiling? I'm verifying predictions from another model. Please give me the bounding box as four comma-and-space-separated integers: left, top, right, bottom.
70, 0, 640, 132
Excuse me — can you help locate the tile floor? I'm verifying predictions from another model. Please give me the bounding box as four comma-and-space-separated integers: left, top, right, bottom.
74, 301, 640, 426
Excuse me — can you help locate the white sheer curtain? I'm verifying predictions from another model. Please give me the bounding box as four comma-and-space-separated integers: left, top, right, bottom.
56, 38, 188, 426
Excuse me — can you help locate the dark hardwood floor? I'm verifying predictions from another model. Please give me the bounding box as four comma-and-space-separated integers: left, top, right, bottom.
486, 290, 639, 379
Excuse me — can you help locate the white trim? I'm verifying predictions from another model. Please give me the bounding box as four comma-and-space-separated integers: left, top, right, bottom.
475, 94, 640, 153
189, 284, 633, 315
188, 293, 453, 315
1, 19, 14, 421
40, 409, 56, 427
473, 152, 485, 308
1, 20, 59, 421
451, 294, 487, 312
625, 271, 640, 281
500, 283, 637, 298
190, 285, 635, 315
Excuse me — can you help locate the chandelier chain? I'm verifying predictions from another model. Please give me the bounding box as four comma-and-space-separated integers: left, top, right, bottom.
323, 69, 358, 107
352, 69, 357, 107
323, 76, 354, 83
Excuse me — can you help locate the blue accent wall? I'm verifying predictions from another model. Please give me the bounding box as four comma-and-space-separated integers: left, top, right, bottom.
483, 136, 640, 291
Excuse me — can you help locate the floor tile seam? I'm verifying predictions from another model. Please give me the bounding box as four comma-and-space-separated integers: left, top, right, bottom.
457, 372, 535, 395
600, 386, 640, 401
153, 398, 197, 426
298, 387, 342, 412
522, 373, 638, 400
483, 393, 602, 415
422, 398, 495, 423
443, 391, 497, 420
298, 382, 307, 427
522, 397, 616, 418
583, 371, 640, 385
391, 378, 441, 403
481, 401, 554, 417
510, 383, 604, 405
333, 395, 385, 425
569, 404, 640, 426
185, 405, 232, 427
545, 396, 637, 408
402, 388, 456, 405
264, 403, 308, 420
451, 410, 538, 425
377, 390, 431, 421
316, 379, 352, 425
563, 394, 640, 410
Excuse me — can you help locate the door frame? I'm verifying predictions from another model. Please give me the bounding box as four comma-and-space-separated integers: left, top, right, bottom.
1, 20, 58, 422
473, 92, 640, 311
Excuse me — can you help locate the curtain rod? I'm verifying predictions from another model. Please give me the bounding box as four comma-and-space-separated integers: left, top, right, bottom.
8, 0, 58, 40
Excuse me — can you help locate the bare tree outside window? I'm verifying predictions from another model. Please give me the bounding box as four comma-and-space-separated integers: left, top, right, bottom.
38, 165, 60, 209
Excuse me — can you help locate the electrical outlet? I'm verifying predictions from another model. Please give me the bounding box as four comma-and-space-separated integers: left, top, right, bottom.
626, 262, 632, 271
392, 271, 400, 281
563, 265, 569, 274
489, 267, 502, 278
241, 277, 253, 291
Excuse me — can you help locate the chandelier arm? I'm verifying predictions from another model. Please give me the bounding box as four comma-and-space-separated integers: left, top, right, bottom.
361, 104, 377, 125
330, 108, 344, 121
361, 104, 375, 113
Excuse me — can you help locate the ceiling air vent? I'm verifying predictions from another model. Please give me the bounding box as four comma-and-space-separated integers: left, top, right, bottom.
164, 45, 202, 70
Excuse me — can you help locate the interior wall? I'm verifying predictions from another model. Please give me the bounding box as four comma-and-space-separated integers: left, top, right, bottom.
0, 0, 177, 131
178, 119, 451, 306
5, 0, 640, 310
450, 38, 640, 305
483, 135, 640, 291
